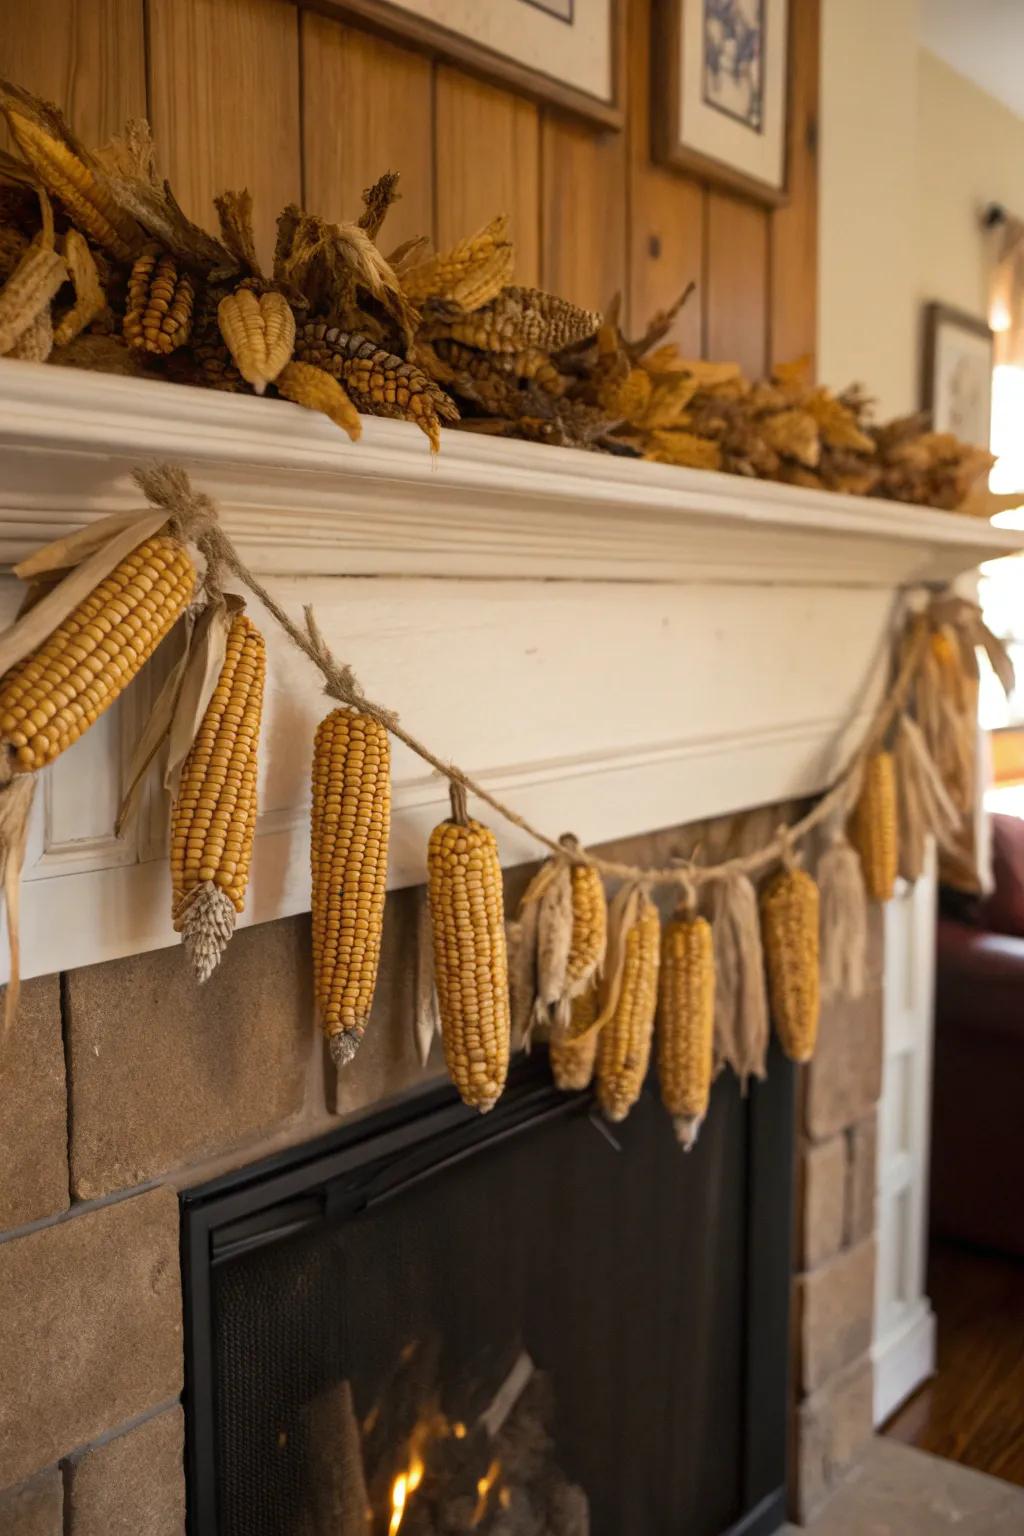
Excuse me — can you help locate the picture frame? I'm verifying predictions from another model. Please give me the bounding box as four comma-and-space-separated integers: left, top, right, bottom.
653, 0, 791, 206
299, 0, 625, 129
922, 303, 994, 449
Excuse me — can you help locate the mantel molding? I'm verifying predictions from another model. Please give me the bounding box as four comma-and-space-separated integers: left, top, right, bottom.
0, 359, 1018, 585
0, 360, 1020, 983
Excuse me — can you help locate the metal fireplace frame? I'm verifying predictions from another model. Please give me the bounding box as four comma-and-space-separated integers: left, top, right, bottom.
181, 1052, 795, 1536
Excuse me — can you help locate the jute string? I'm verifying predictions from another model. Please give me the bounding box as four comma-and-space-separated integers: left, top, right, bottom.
136, 463, 932, 892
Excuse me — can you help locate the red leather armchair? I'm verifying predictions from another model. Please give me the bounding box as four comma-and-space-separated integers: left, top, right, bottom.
930, 815, 1024, 1258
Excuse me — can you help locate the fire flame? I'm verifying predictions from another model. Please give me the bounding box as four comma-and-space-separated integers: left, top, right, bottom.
388, 1453, 424, 1536
471, 1459, 502, 1528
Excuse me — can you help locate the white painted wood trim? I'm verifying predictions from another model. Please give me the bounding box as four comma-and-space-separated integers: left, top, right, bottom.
873, 1299, 936, 1424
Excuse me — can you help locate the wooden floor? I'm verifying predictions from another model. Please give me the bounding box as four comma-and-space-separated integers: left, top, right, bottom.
883, 1240, 1024, 1487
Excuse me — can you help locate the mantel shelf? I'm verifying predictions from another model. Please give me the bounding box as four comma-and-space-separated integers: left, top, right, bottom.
0, 359, 1019, 585
0, 358, 1019, 983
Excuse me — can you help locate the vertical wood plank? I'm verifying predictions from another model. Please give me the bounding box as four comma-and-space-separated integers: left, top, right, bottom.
541, 113, 627, 314
435, 68, 540, 287
302, 13, 433, 250
147, 0, 301, 271
704, 193, 769, 378
625, 0, 702, 353
0, 0, 146, 151
769, 0, 820, 372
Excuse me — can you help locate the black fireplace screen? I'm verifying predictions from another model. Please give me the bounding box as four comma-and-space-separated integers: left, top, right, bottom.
182, 1053, 793, 1536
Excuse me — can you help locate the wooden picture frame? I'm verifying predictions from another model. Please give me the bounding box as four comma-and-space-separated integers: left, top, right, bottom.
653, 0, 791, 206
297, 0, 626, 129
922, 302, 994, 446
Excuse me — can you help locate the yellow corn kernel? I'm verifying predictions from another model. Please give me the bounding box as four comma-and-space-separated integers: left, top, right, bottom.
124, 244, 194, 355
657, 913, 715, 1147
760, 867, 820, 1063
549, 985, 599, 1092
564, 863, 608, 1004
850, 751, 898, 903
595, 891, 660, 1123
311, 709, 392, 1067
0, 536, 194, 774
218, 287, 295, 394
427, 814, 510, 1112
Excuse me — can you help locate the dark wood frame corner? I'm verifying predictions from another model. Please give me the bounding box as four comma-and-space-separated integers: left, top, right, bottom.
294, 0, 627, 131
921, 301, 995, 418
651, 0, 791, 208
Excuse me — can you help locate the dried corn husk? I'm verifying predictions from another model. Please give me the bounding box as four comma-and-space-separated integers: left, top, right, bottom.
817, 828, 868, 1004
709, 870, 769, 1088
52, 228, 106, 347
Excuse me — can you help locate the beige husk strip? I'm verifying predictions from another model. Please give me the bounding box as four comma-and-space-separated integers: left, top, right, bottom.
533, 858, 573, 1022
709, 871, 769, 1087
817, 829, 868, 1004
895, 712, 962, 881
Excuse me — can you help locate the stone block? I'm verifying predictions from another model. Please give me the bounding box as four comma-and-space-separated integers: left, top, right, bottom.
0, 1188, 182, 1488
67, 1407, 185, 1536
799, 1135, 846, 1271
794, 1354, 874, 1523
804, 981, 883, 1143
0, 1470, 62, 1535
66, 916, 313, 1197
845, 1113, 877, 1247
797, 1238, 876, 1396
0, 975, 68, 1229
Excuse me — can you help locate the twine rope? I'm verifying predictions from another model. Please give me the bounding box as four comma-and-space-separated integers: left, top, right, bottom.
135, 463, 932, 892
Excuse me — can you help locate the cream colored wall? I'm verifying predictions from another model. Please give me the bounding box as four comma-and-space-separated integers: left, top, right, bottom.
818, 0, 920, 418
916, 48, 1024, 321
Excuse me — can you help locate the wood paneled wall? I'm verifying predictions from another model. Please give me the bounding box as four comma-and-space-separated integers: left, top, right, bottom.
1, 0, 819, 370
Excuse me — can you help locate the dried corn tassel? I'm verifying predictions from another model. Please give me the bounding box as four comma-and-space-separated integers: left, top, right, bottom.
275, 360, 362, 442
549, 985, 599, 1092
427, 792, 510, 1112
657, 908, 715, 1148
53, 229, 106, 348
0, 235, 66, 356
295, 322, 458, 450
124, 244, 194, 355
709, 870, 768, 1088
218, 287, 295, 394
594, 885, 661, 1122
170, 614, 266, 981
817, 829, 868, 1004
849, 751, 898, 903
311, 709, 392, 1065
760, 865, 820, 1063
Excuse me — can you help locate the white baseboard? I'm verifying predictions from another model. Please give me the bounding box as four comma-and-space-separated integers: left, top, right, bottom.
872, 1300, 936, 1425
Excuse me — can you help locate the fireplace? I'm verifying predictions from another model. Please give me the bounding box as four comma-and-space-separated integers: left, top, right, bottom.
181, 1048, 795, 1536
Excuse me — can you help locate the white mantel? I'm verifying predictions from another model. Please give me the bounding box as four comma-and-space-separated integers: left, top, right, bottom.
1, 359, 1019, 981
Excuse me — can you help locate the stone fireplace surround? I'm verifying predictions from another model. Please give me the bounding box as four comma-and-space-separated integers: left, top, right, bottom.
0, 360, 1017, 1532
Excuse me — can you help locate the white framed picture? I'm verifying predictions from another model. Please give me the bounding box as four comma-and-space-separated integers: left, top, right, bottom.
654, 0, 790, 205
923, 303, 994, 449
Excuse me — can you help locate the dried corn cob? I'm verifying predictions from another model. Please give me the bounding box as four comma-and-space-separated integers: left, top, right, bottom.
3, 107, 142, 262
295, 322, 458, 451
564, 861, 607, 1009
657, 911, 715, 1147
850, 751, 898, 903
427, 803, 510, 1112
426, 337, 564, 398
170, 614, 266, 981
595, 889, 660, 1122
549, 985, 599, 1091
426, 285, 601, 355
403, 215, 513, 311
760, 866, 820, 1063
0, 535, 194, 774
123, 244, 194, 355
0, 236, 66, 356
53, 229, 107, 348
218, 287, 295, 394
311, 709, 392, 1066
274, 360, 362, 442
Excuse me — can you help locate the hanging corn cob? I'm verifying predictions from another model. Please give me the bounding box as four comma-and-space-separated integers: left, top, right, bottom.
595, 886, 661, 1123
563, 860, 608, 1015
170, 613, 266, 982
657, 906, 715, 1148
0, 535, 194, 774
427, 789, 511, 1112
849, 750, 898, 903
549, 985, 600, 1092
311, 708, 392, 1065
760, 864, 821, 1063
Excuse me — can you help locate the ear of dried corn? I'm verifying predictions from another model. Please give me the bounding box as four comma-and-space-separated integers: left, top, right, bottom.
760, 866, 820, 1063
549, 985, 600, 1092
427, 812, 510, 1112
595, 886, 661, 1122
657, 911, 715, 1148
124, 243, 194, 355
0, 535, 194, 774
402, 214, 513, 311
295, 322, 458, 450
0, 236, 66, 356
850, 751, 898, 903
274, 359, 362, 441
218, 287, 295, 394
311, 708, 392, 1066
170, 613, 266, 981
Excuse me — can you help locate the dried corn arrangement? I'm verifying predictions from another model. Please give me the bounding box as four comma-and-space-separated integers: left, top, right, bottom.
170, 613, 266, 982
311, 709, 392, 1065
427, 797, 511, 1113
0, 76, 996, 505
